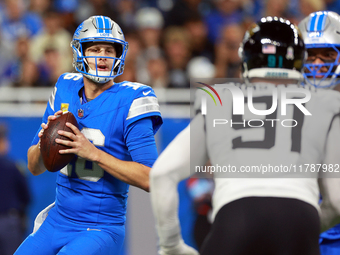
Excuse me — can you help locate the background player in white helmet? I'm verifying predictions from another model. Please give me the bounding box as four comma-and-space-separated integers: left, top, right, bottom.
298, 11, 340, 89
15, 16, 162, 255
299, 10, 340, 255
150, 16, 340, 255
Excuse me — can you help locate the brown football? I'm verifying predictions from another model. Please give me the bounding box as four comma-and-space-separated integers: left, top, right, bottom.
40, 112, 79, 172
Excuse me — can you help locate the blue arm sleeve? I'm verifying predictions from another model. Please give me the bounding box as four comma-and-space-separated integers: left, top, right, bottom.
31, 102, 55, 146
125, 117, 159, 168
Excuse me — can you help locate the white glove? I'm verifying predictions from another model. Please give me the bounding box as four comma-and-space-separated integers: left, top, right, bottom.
159, 240, 199, 255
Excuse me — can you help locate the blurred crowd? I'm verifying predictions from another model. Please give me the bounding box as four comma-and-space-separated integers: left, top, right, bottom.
0, 0, 339, 88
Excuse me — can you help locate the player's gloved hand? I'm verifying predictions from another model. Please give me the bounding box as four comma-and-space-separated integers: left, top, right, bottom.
159, 240, 199, 255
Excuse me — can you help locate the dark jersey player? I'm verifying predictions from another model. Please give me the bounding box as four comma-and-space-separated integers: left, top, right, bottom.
150, 17, 340, 255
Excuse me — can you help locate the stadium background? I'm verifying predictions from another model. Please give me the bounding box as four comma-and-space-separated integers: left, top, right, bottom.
1, 0, 340, 254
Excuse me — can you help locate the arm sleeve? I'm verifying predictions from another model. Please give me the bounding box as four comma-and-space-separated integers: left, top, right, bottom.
124, 86, 162, 134
125, 117, 159, 167
31, 86, 57, 146
150, 113, 208, 247
319, 114, 340, 232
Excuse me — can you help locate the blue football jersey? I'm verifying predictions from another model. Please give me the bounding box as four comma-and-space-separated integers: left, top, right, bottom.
34, 73, 162, 225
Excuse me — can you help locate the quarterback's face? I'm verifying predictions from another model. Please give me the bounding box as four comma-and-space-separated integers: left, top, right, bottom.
84, 43, 117, 72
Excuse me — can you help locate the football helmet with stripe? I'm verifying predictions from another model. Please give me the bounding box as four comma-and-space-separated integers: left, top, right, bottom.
71, 16, 128, 83
298, 11, 340, 88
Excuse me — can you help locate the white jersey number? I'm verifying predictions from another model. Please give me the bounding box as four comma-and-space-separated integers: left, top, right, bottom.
64, 73, 82, 81
61, 128, 105, 182
122, 82, 141, 90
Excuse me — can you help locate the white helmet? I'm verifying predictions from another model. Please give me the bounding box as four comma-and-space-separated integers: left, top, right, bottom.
71, 16, 128, 84
298, 11, 340, 88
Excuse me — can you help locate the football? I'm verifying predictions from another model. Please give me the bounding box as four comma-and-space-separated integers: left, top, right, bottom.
40, 111, 79, 172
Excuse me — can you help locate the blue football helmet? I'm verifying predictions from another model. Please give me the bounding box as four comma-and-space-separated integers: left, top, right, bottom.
298, 11, 340, 88
71, 16, 128, 83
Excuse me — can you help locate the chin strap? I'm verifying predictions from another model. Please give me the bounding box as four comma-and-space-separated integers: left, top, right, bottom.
82, 57, 115, 84
87, 68, 114, 78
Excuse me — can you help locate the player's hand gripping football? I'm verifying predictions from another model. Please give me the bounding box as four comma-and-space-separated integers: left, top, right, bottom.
159, 240, 199, 255
38, 110, 64, 146
55, 120, 98, 161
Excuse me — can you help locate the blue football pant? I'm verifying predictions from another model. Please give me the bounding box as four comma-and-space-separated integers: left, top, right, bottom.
14, 212, 125, 255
